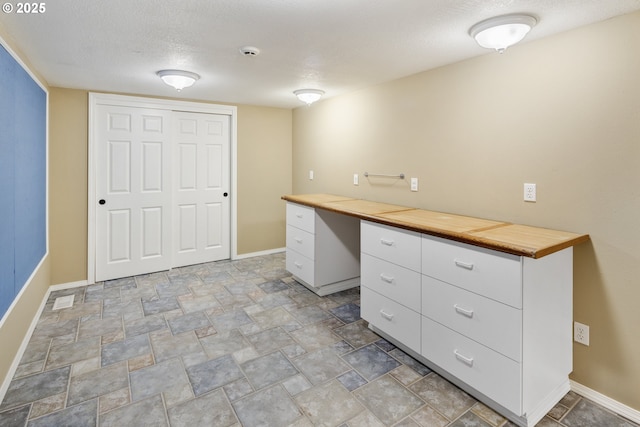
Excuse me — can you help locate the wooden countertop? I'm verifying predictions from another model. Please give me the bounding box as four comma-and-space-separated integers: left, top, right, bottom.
282, 193, 589, 258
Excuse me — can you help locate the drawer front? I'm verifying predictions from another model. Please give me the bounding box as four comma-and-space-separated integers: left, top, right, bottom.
286, 225, 315, 260
421, 316, 522, 415
286, 249, 315, 286
286, 202, 315, 234
361, 287, 421, 353
361, 221, 421, 272
361, 253, 421, 312
422, 275, 522, 361
422, 235, 522, 308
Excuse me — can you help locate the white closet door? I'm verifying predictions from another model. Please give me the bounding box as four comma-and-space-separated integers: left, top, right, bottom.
173, 112, 230, 267
95, 105, 172, 281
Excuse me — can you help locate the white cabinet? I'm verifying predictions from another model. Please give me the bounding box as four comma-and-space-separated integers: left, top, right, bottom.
285, 202, 360, 295
361, 221, 574, 427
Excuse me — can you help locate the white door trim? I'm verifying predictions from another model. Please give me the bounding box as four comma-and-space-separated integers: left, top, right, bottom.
88, 92, 238, 284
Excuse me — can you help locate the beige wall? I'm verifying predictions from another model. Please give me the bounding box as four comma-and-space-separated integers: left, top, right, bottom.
292, 12, 640, 410
48, 90, 292, 284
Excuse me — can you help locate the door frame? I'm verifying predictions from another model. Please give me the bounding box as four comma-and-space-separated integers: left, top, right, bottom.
88, 92, 238, 285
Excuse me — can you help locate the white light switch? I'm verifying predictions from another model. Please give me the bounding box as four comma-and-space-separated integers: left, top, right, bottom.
309, 170, 314, 180
410, 178, 418, 192
353, 174, 359, 185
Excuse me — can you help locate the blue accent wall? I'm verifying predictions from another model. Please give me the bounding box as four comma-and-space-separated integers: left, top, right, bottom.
0, 43, 47, 318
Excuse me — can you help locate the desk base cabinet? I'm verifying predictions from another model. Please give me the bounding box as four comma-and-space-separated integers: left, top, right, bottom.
361, 221, 574, 427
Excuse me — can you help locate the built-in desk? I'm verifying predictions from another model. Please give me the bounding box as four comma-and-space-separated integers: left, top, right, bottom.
282, 193, 590, 427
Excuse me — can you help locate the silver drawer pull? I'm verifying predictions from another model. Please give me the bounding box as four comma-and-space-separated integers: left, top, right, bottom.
380, 274, 394, 284
294, 261, 303, 269
380, 310, 394, 321
454, 304, 474, 318
454, 259, 474, 270
295, 213, 304, 218
454, 350, 474, 366
294, 237, 303, 244
380, 238, 395, 246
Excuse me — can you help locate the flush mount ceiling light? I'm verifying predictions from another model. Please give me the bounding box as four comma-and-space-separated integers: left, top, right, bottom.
294, 89, 325, 105
469, 14, 537, 53
156, 69, 200, 91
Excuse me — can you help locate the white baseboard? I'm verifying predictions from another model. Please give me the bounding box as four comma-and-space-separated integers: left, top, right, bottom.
233, 247, 285, 260
0, 278, 87, 404
571, 380, 640, 423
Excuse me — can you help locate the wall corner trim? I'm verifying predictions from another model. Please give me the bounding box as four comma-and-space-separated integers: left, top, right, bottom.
570, 380, 640, 423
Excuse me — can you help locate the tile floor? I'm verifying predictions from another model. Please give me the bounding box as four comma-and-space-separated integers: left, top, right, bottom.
1, 253, 638, 427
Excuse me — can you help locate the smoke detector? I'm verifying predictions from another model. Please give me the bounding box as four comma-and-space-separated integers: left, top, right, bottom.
239, 46, 260, 57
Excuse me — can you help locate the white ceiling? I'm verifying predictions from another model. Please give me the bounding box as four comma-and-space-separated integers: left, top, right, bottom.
2, 0, 639, 108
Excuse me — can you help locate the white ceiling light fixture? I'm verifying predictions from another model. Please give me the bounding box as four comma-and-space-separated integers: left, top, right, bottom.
294, 89, 325, 105
469, 14, 537, 53
156, 69, 200, 91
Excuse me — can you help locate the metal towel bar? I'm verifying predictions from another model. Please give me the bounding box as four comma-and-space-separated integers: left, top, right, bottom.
364, 172, 405, 179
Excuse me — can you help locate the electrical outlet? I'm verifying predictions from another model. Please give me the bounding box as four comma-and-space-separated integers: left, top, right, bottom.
574, 321, 590, 346
353, 174, 359, 185
410, 177, 418, 192
309, 170, 314, 180
524, 183, 536, 202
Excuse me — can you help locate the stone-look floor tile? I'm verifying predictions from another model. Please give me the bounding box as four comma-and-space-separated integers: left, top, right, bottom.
232, 385, 302, 427
98, 388, 130, 414
295, 380, 364, 427
532, 417, 563, 427
199, 329, 249, 359
130, 358, 190, 402
329, 302, 361, 323
29, 392, 66, 419
29, 318, 78, 342
342, 343, 401, 381
57, 301, 102, 321
27, 400, 97, 427
128, 353, 154, 372
283, 374, 313, 396
395, 418, 421, 427
45, 337, 100, 370
186, 354, 244, 396
188, 283, 227, 297
241, 351, 299, 390
168, 389, 238, 427
85, 286, 120, 303
101, 329, 124, 345
0, 404, 30, 426
251, 306, 299, 331
77, 317, 123, 340
121, 282, 157, 301
100, 395, 168, 427
562, 398, 637, 427
246, 327, 295, 354
389, 348, 431, 376
156, 281, 190, 298
253, 292, 294, 310
289, 290, 325, 307
14, 360, 45, 379
209, 309, 253, 331
232, 346, 260, 364
559, 391, 581, 409
337, 370, 368, 391
215, 293, 254, 310
102, 299, 143, 321
289, 323, 341, 352
194, 325, 217, 338
71, 356, 100, 377
374, 338, 396, 352
141, 296, 181, 315
168, 311, 211, 335
1, 366, 70, 411
124, 313, 167, 337
545, 402, 569, 421
282, 343, 307, 359
101, 334, 150, 367
67, 362, 128, 407
410, 404, 450, 427
333, 320, 381, 348
104, 276, 136, 289
18, 340, 50, 365
470, 403, 506, 427
354, 375, 425, 426
449, 411, 493, 427
408, 374, 475, 421
287, 304, 334, 325
223, 378, 254, 401
294, 347, 351, 385
225, 281, 261, 295
345, 409, 386, 427
258, 279, 289, 293
390, 364, 423, 386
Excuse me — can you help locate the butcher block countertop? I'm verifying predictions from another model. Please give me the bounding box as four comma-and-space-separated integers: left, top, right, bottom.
282, 193, 589, 259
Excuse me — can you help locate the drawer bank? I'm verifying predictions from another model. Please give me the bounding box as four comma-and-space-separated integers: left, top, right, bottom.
282, 193, 589, 427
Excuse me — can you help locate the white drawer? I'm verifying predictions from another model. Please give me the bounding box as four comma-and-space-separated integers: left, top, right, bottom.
422, 235, 522, 308
286, 249, 315, 286
361, 221, 421, 272
286, 225, 315, 260
422, 275, 521, 361
361, 287, 421, 353
421, 316, 522, 414
361, 253, 421, 312
286, 202, 315, 234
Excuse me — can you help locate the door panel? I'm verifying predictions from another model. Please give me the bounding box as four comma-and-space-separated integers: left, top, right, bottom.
173, 112, 230, 267
96, 105, 172, 281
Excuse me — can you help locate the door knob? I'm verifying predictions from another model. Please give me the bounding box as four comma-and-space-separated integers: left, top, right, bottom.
99, 199, 106, 205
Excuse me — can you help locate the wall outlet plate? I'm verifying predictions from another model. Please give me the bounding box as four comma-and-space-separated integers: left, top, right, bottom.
574, 321, 590, 346
524, 183, 536, 202
410, 177, 418, 192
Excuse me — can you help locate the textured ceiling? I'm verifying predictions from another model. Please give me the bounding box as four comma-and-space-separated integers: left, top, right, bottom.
1, 0, 639, 108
